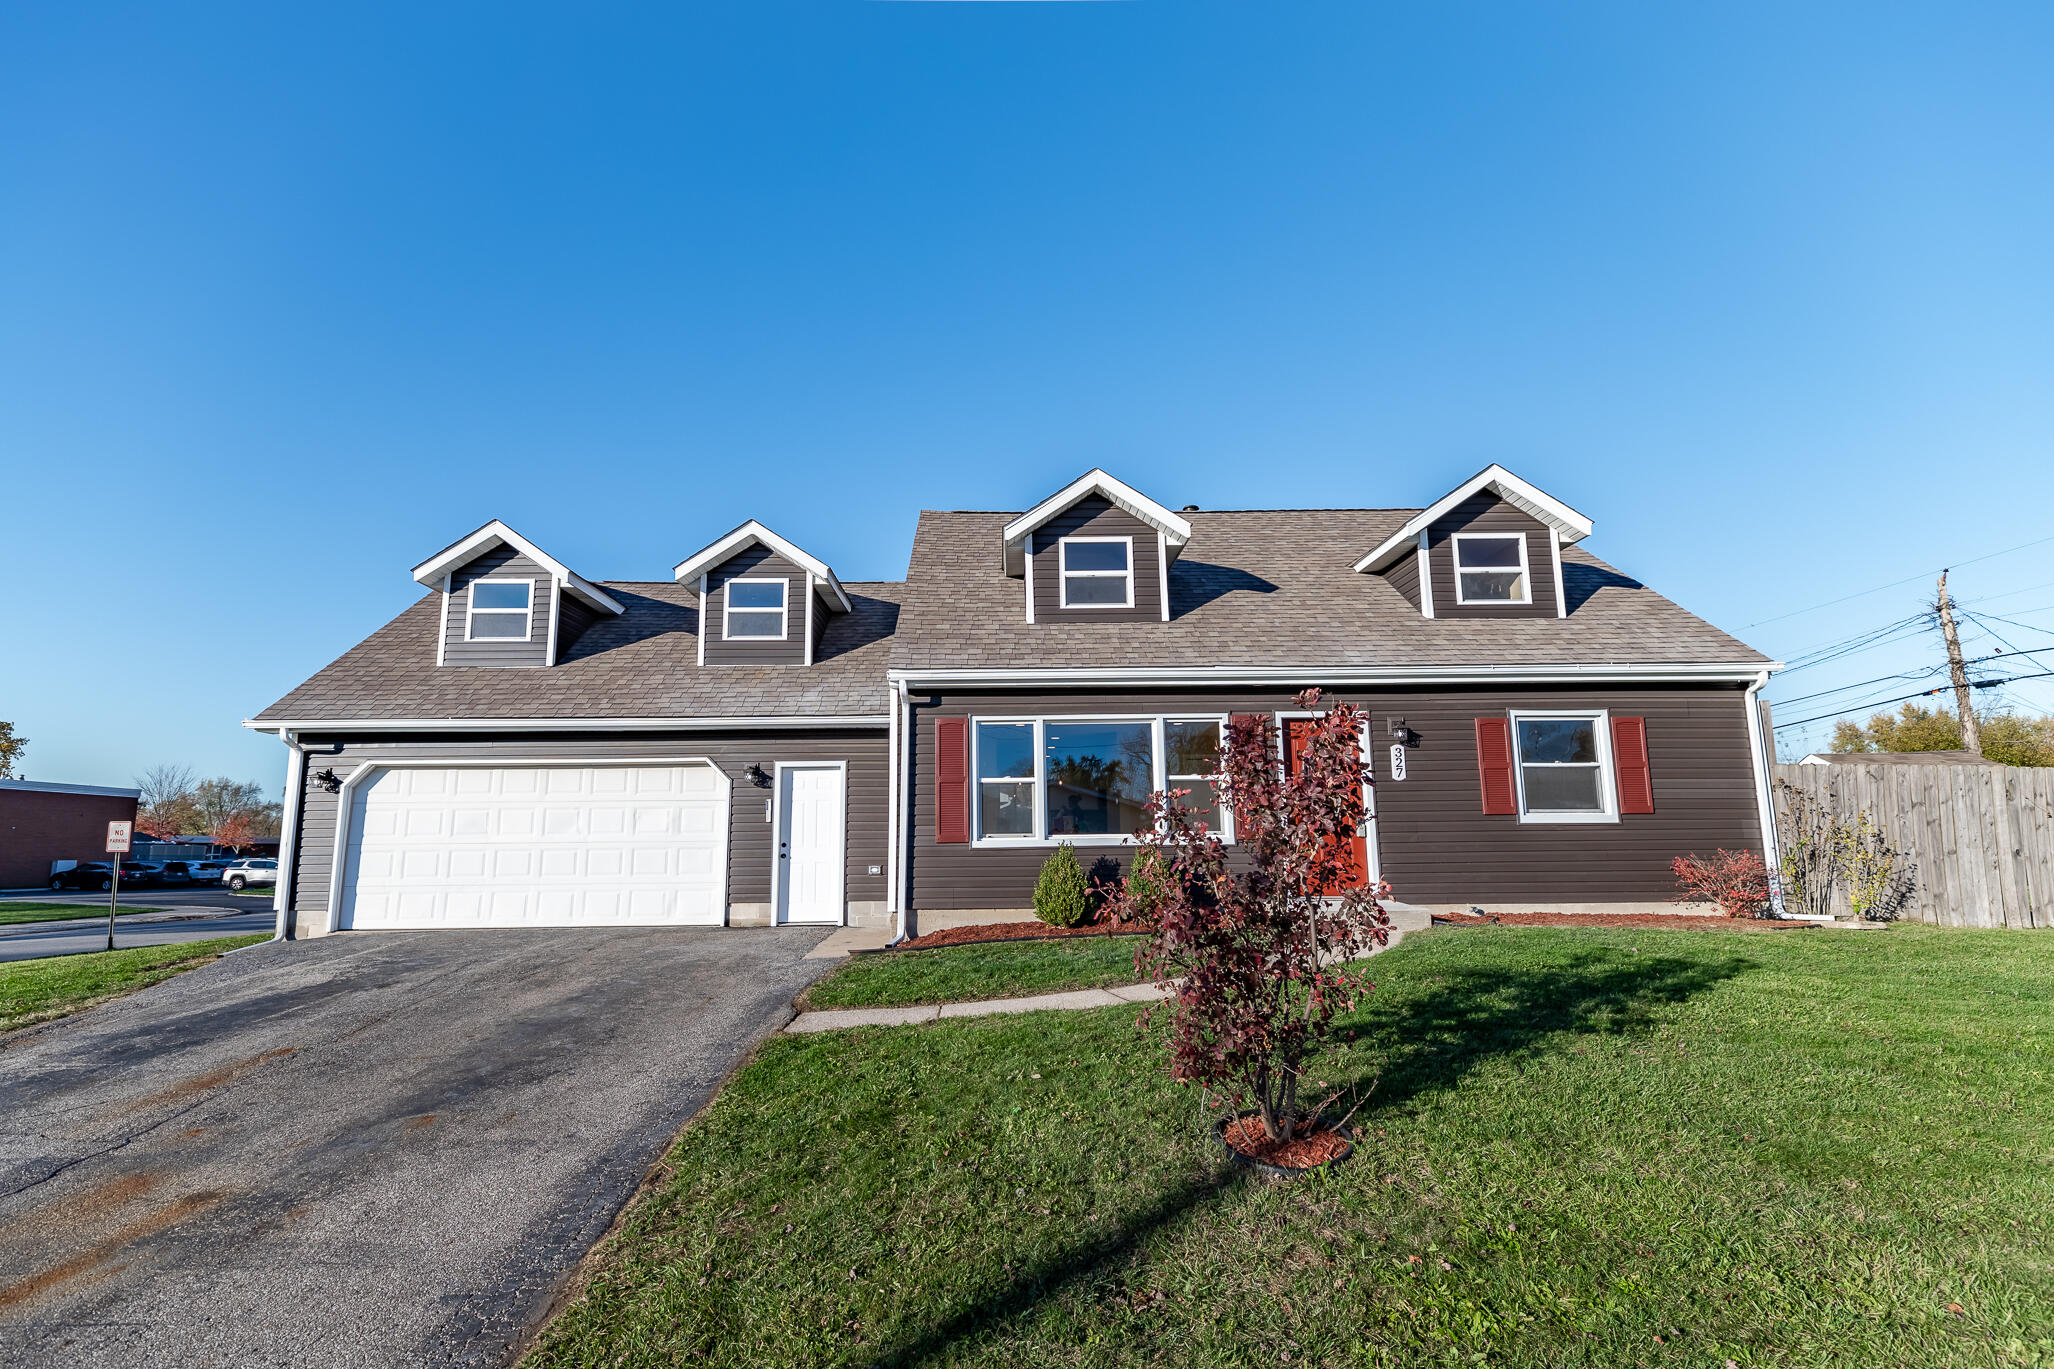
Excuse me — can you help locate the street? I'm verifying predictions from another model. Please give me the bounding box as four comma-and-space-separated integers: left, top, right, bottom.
0, 889, 274, 963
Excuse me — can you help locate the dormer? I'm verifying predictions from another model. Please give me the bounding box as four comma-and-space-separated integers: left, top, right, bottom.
1353, 465, 1593, 620
1001, 469, 1191, 624
413, 521, 624, 668
673, 520, 853, 667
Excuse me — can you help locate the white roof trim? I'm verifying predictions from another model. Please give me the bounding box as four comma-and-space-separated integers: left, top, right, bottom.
1001, 469, 1192, 576
0, 778, 142, 798
1352, 465, 1594, 574
889, 661, 1780, 688
244, 715, 888, 733
410, 521, 625, 615
671, 520, 853, 614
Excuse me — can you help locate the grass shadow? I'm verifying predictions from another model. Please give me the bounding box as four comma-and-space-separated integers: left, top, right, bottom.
871, 944, 1751, 1366
1342, 947, 1756, 1116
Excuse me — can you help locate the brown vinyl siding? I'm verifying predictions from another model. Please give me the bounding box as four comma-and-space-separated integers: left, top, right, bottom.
1422, 494, 1560, 619
554, 593, 599, 659
443, 546, 555, 667
1027, 496, 1164, 623
1381, 541, 1423, 610
284, 730, 887, 934
703, 546, 809, 666
904, 684, 1760, 912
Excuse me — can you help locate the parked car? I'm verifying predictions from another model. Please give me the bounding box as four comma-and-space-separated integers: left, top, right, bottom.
159, 860, 199, 884
118, 861, 165, 886
185, 860, 230, 885
49, 862, 116, 891
221, 858, 279, 891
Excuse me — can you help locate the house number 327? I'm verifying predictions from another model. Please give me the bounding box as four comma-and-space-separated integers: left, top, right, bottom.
1388, 744, 1407, 781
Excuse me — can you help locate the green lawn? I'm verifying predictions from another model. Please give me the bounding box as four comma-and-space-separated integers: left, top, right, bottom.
0, 934, 271, 1032
0, 902, 163, 926
803, 935, 1147, 1009
528, 925, 2054, 1369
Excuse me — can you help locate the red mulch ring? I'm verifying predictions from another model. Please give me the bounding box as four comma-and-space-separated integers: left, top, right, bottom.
895, 919, 1154, 952
1433, 910, 1816, 931
1220, 1115, 1352, 1169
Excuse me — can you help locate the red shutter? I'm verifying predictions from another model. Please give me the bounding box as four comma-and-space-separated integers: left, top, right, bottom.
1229, 713, 1266, 835
1475, 717, 1516, 815
935, 717, 970, 843
1612, 715, 1653, 814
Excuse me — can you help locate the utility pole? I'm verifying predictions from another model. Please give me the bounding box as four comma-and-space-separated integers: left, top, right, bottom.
1935, 570, 1983, 757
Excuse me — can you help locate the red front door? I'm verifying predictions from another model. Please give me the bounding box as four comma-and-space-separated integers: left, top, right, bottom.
1283, 717, 1369, 892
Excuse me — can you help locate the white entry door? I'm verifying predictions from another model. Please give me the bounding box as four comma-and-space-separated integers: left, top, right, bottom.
776, 764, 845, 925
339, 763, 729, 930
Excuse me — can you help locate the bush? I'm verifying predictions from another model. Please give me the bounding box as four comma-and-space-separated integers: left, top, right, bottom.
1033, 843, 1091, 928
1122, 846, 1172, 924
1671, 848, 1771, 918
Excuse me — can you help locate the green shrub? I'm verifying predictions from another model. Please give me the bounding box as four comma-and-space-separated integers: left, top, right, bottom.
1033, 843, 1091, 927
1124, 846, 1172, 924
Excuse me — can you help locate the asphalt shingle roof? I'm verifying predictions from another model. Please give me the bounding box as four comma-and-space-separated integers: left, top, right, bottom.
888, 509, 1770, 671
257, 506, 1767, 726
254, 582, 903, 723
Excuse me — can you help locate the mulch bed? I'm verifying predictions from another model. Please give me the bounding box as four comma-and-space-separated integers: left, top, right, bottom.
1433, 910, 1817, 931
1220, 1115, 1352, 1169
894, 919, 1153, 952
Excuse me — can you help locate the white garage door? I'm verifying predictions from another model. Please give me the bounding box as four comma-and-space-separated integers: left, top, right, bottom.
339, 763, 729, 930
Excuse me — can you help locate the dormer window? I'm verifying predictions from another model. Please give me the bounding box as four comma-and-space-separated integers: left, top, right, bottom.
466, 579, 533, 640
1058, 537, 1133, 609
1452, 533, 1531, 605
723, 577, 788, 639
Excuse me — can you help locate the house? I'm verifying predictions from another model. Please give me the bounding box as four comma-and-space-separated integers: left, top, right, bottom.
0, 779, 142, 890
247, 465, 1782, 938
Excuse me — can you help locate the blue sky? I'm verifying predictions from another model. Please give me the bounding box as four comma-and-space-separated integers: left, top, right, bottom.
4, 2, 2052, 791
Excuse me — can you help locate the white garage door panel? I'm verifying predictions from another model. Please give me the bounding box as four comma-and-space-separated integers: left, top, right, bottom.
340, 764, 728, 929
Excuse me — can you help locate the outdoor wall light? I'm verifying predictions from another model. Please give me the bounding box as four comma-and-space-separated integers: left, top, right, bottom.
313, 767, 343, 793
1388, 719, 1419, 747
743, 763, 772, 788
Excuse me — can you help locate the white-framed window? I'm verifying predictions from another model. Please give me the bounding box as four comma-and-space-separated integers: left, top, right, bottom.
465, 578, 534, 641
1058, 536, 1134, 609
723, 577, 788, 640
1452, 532, 1532, 605
1509, 709, 1617, 823
969, 713, 1232, 845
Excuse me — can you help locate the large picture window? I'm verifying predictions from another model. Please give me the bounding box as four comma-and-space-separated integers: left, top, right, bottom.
968, 714, 1233, 844
1452, 532, 1531, 605
466, 579, 533, 640
1510, 710, 1616, 822
1058, 537, 1133, 609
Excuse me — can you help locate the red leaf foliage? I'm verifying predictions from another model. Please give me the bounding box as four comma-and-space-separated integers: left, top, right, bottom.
1670, 848, 1771, 918
1097, 690, 1391, 1143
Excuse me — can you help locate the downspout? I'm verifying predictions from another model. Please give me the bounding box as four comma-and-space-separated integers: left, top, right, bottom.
239, 728, 301, 948
1743, 670, 1786, 915
886, 677, 910, 946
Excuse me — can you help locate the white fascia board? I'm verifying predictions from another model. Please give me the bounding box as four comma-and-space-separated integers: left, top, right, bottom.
671, 520, 852, 613
1001, 469, 1192, 575
887, 661, 1782, 688
242, 715, 890, 733
0, 778, 143, 798
1353, 465, 1596, 574
410, 520, 624, 615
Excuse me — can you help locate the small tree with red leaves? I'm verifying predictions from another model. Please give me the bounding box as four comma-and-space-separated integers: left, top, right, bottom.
1099, 689, 1392, 1144
212, 811, 258, 855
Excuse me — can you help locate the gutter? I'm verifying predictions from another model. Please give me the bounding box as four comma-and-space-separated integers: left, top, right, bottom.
887, 662, 1784, 689
232, 729, 300, 948
242, 714, 891, 734
1743, 669, 1787, 915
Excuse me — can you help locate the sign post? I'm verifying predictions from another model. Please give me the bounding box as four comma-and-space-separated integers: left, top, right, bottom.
104, 820, 132, 952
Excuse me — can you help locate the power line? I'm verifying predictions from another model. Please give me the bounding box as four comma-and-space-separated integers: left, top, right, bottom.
1743, 531, 2054, 629
1772, 671, 2054, 731
1766, 647, 2031, 708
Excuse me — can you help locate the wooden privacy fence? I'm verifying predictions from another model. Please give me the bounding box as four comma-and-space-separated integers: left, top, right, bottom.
1771, 763, 2054, 928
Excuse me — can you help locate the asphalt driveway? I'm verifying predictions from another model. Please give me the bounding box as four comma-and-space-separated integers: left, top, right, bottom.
0, 927, 834, 1367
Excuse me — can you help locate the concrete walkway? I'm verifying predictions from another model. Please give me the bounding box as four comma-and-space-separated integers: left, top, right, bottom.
787, 981, 1172, 1032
